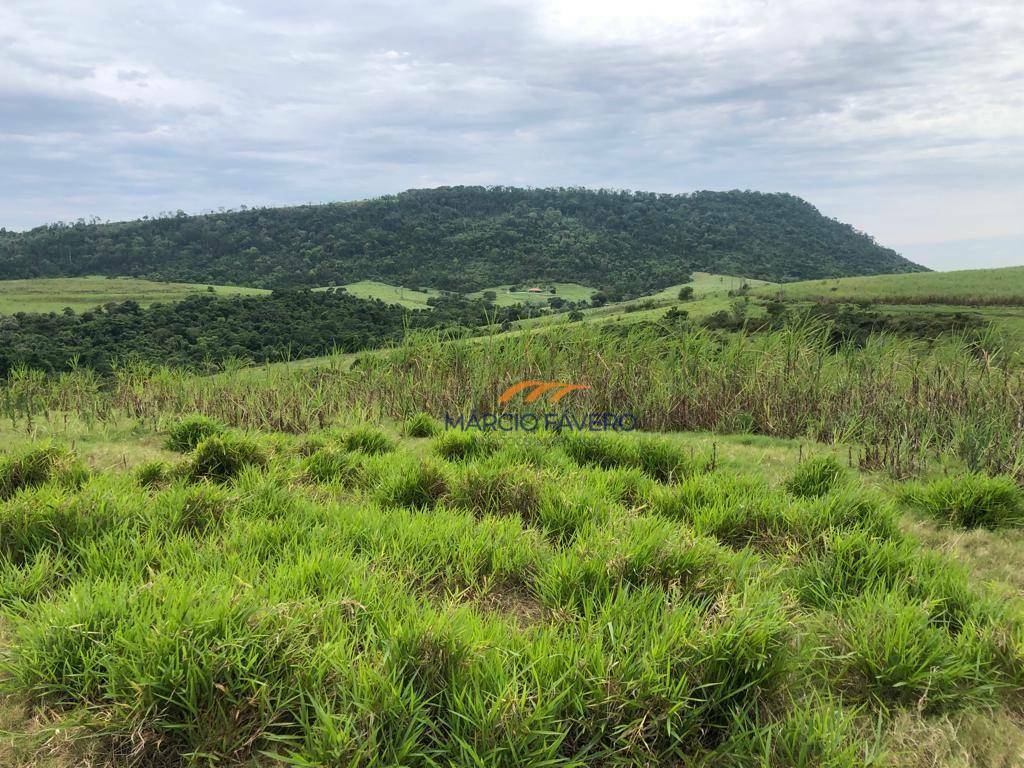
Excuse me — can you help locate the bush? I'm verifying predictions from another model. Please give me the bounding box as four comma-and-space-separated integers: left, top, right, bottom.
164, 414, 226, 452
786, 456, 846, 498
342, 426, 395, 455
404, 412, 440, 438
182, 435, 269, 483
901, 473, 1024, 529
0, 445, 87, 500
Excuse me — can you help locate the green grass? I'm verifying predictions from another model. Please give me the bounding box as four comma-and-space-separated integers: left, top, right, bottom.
0, 276, 266, 314
469, 282, 596, 306
1, 428, 1024, 765
757, 266, 1024, 307
335, 280, 441, 309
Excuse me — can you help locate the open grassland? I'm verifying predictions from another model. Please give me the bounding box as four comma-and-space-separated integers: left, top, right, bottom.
758, 266, 1024, 307
335, 280, 441, 309
0, 277, 267, 314
2, 419, 1024, 766
469, 282, 596, 306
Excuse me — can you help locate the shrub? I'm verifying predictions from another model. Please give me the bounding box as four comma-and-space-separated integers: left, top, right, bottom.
404, 412, 440, 438
433, 430, 498, 462
786, 456, 846, 498
164, 414, 226, 452
342, 426, 395, 455
0, 445, 87, 500
301, 447, 358, 485
901, 473, 1024, 529
182, 435, 269, 483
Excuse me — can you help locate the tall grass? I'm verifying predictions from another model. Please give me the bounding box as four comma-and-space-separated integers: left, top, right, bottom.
2, 321, 1023, 478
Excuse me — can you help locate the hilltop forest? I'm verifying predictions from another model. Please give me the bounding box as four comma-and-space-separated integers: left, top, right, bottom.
0, 187, 922, 297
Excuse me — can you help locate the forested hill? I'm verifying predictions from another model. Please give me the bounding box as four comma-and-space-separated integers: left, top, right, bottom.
0, 187, 923, 296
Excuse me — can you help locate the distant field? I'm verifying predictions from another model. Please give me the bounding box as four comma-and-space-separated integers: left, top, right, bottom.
509, 272, 772, 331
336, 280, 441, 309
758, 266, 1024, 306
0, 276, 266, 314
469, 282, 596, 306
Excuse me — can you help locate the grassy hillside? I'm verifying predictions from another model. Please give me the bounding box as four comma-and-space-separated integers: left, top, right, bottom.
0, 187, 923, 296
469, 282, 596, 306
0, 276, 266, 314
760, 265, 1024, 306
336, 280, 441, 309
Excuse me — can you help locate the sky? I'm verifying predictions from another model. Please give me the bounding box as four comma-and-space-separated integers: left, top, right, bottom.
1, 0, 1022, 270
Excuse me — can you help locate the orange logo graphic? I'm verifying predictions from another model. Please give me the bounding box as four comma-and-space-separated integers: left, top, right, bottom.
498, 380, 590, 405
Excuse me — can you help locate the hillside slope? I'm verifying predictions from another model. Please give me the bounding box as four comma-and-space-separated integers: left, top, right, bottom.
0, 187, 923, 296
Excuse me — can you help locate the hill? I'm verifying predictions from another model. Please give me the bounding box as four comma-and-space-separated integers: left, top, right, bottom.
0, 187, 923, 297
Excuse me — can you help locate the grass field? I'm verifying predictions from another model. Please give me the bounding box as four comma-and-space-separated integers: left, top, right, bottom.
336, 280, 441, 309
758, 266, 1024, 306
469, 282, 596, 306
0, 277, 267, 314
1, 414, 1024, 766
1, 316, 1024, 764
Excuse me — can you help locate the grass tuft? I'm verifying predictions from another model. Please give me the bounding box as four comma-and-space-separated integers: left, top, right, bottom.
164, 414, 227, 452
404, 412, 441, 438
901, 473, 1024, 528
786, 456, 846, 498
0, 444, 87, 500
341, 426, 396, 455
181, 434, 269, 483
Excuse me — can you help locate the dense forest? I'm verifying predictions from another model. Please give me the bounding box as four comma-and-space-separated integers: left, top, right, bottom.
0, 290, 539, 375
0, 187, 923, 297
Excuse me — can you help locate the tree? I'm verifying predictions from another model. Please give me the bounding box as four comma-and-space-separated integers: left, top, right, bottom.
677, 286, 694, 301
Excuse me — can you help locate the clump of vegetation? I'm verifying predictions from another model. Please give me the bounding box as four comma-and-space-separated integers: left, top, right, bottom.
182, 434, 269, 483
134, 460, 171, 489
0, 444, 87, 500
562, 432, 710, 481
433, 430, 498, 461
404, 412, 440, 438
375, 460, 449, 508
301, 447, 358, 485
341, 425, 395, 455
786, 456, 846, 498
449, 461, 543, 522
835, 590, 996, 711
901, 473, 1024, 529
165, 414, 226, 452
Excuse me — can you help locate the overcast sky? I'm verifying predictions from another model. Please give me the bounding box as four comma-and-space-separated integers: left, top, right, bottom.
2, 1, 1022, 270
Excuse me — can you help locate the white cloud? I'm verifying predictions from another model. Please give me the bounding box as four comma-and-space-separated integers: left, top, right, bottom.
0, 0, 1022, 267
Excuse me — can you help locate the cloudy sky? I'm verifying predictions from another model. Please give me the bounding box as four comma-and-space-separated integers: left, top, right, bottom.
2, 1, 1022, 269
